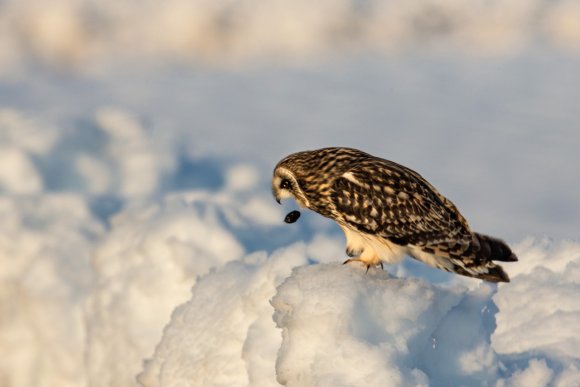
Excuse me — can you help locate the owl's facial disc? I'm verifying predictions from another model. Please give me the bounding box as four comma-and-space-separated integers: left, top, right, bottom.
272, 167, 309, 208
272, 176, 295, 204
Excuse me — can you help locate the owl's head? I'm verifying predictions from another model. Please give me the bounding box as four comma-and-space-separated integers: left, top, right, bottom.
272, 165, 310, 208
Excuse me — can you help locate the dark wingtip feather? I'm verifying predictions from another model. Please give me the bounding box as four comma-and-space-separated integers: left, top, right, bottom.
474, 233, 518, 262
451, 262, 511, 283
505, 252, 518, 262
482, 265, 511, 283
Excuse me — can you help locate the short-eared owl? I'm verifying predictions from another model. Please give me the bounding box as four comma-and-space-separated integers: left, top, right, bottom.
272, 147, 517, 282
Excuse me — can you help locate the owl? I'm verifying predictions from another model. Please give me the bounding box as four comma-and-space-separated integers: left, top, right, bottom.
272, 147, 517, 282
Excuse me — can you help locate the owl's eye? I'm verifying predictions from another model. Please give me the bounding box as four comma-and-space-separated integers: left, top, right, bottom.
280, 179, 292, 190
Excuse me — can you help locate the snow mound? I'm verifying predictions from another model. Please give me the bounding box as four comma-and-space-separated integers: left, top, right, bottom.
140, 248, 502, 387
272, 264, 500, 387
0, 107, 174, 198
492, 239, 580, 385
0, 195, 103, 387
139, 239, 580, 387
85, 190, 282, 387
138, 244, 309, 387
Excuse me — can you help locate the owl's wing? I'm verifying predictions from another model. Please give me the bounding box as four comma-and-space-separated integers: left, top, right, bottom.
330, 163, 473, 256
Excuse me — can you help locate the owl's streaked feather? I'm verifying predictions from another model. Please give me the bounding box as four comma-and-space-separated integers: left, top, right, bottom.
272, 147, 517, 282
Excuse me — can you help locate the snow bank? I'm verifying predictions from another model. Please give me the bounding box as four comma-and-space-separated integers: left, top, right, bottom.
138, 239, 580, 386
0, 107, 174, 198
85, 182, 289, 387
492, 239, 580, 386
2, 0, 580, 70
272, 264, 499, 387
0, 181, 578, 387
86, 197, 245, 387
138, 244, 308, 387
0, 195, 103, 387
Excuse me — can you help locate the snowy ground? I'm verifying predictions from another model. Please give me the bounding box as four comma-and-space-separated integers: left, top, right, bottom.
1, 1, 580, 386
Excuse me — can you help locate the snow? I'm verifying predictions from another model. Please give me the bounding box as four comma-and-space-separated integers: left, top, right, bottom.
138, 245, 307, 387
0, 195, 102, 387
86, 198, 246, 387
2, 2, 580, 386
138, 239, 580, 387
271, 264, 491, 387
492, 240, 580, 377
2, 0, 580, 71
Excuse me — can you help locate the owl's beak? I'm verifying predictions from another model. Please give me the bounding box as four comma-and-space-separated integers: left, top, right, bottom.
273, 187, 282, 204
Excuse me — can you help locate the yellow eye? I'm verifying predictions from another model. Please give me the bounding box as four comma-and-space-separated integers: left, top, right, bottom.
280, 179, 291, 190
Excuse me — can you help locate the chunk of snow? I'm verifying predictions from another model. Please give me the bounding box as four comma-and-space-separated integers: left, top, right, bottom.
0, 147, 43, 193
500, 359, 554, 387
226, 164, 260, 192
96, 107, 172, 198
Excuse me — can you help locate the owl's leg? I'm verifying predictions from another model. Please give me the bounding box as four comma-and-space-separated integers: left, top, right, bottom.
342, 226, 365, 258
341, 226, 384, 271
343, 249, 384, 272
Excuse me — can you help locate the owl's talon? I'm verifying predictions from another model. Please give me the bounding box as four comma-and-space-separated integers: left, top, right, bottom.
343, 258, 383, 273
366, 262, 384, 273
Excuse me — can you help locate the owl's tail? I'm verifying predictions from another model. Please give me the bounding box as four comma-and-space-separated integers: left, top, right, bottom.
462, 233, 518, 283
473, 233, 518, 263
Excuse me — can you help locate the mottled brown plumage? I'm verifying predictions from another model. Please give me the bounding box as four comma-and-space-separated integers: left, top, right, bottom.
272, 147, 517, 282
